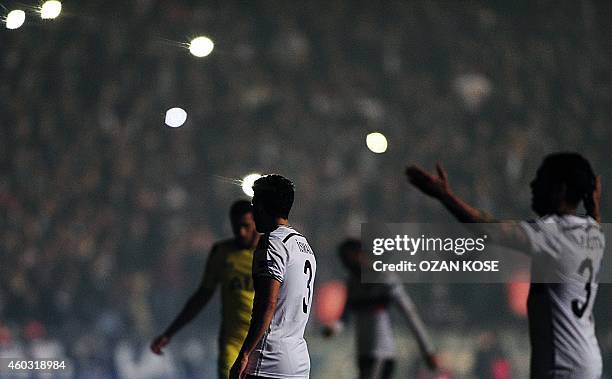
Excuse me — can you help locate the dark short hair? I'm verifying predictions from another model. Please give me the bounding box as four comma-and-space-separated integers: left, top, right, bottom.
229, 200, 253, 221
539, 152, 596, 205
252, 174, 295, 218
337, 238, 362, 259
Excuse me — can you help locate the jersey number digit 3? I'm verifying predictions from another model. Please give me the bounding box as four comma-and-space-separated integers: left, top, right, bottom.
303, 260, 313, 313
572, 258, 593, 318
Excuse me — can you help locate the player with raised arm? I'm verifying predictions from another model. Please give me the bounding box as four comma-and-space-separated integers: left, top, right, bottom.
230, 174, 316, 379
405, 152, 603, 378
324, 238, 439, 379
151, 200, 260, 379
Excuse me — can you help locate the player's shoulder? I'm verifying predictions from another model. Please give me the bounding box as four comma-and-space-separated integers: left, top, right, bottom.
275, 226, 316, 259
257, 232, 284, 252
269, 225, 306, 245
212, 238, 237, 254
526, 214, 578, 228
554, 214, 601, 232
527, 214, 602, 236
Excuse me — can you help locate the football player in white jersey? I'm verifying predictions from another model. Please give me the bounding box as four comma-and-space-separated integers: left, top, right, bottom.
230, 174, 316, 379
324, 238, 439, 379
405, 152, 603, 378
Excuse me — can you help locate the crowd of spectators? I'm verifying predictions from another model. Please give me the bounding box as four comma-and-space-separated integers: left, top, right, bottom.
1, 0, 611, 376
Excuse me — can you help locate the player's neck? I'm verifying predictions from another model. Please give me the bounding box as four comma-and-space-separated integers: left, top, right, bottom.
554, 202, 578, 216
539, 208, 578, 218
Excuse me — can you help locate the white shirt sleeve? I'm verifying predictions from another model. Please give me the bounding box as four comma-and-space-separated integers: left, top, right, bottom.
253, 235, 288, 283
519, 219, 561, 259
390, 282, 436, 356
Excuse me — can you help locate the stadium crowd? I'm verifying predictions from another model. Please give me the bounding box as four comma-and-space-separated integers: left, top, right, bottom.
1, 0, 611, 377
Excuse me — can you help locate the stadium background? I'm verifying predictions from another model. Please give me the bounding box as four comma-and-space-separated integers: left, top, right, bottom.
1, 0, 611, 377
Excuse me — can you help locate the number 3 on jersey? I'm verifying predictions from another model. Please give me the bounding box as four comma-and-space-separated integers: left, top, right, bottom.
303, 260, 313, 313
572, 258, 593, 318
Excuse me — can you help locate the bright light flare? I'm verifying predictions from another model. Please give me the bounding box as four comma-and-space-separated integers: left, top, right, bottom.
165, 107, 188, 128
40, 1, 62, 19
241, 173, 262, 197
6, 10, 26, 30
366, 132, 388, 154
189, 36, 214, 58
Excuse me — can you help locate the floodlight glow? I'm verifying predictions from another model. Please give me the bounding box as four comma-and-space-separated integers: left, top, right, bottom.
189, 36, 214, 58
366, 132, 388, 154
40, 1, 62, 19
165, 108, 188, 128
6, 10, 26, 29
241, 173, 262, 197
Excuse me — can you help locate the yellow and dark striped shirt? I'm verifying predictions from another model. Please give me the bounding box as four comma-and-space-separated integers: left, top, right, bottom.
200, 239, 255, 343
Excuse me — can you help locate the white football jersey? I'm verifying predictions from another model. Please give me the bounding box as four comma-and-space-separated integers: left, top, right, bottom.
520, 215, 604, 378
345, 276, 435, 360
246, 225, 316, 379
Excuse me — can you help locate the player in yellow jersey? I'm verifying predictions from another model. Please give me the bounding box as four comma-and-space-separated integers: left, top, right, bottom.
151, 200, 259, 379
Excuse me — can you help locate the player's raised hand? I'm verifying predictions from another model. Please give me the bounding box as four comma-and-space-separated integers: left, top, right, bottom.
405, 163, 451, 199
150, 334, 170, 355
585, 175, 602, 223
